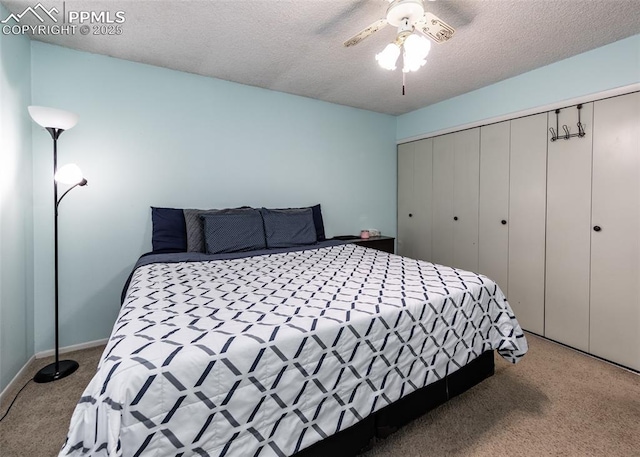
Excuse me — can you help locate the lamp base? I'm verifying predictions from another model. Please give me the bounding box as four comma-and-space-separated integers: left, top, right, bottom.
33, 360, 79, 383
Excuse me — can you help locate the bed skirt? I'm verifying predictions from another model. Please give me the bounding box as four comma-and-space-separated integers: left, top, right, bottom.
295, 350, 495, 456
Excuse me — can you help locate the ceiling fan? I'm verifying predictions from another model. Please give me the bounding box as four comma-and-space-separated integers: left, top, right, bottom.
344, 0, 455, 74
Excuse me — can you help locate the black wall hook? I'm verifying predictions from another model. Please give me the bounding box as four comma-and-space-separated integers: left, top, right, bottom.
550, 104, 587, 142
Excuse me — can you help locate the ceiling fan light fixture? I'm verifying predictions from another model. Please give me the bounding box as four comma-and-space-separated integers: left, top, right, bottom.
386, 0, 425, 27
402, 33, 431, 72
376, 42, 401, 70
404, 33, 431, 59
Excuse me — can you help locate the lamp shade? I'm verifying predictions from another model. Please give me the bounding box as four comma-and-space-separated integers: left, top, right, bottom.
55, 164, 84, 185
28, 106, 79, 130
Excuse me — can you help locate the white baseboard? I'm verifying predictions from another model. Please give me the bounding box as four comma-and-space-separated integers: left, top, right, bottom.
35, 338, 109, 359
525, 331, 639, 376
0, 354, 35, 405
1, 338, 109, 405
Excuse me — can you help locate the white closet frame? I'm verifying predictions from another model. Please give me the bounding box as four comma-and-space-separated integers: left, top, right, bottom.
397, 86, 640, 372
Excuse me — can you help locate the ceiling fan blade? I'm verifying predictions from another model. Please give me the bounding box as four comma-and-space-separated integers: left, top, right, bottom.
343, 18, 388, 47
415, 12, 455, 43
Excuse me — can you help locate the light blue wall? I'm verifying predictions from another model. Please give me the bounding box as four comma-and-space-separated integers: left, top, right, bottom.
5, 28, 637, 381
30, 42, 397, 352
397, 34, 640, 141
0, 3, 33, 391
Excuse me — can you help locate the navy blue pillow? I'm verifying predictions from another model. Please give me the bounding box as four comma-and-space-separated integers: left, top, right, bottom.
276, 204, 325, 241
201, 211, 266, 254
151, 207, 187, 252
260, 208, 317, 248
184, 207, 254, 253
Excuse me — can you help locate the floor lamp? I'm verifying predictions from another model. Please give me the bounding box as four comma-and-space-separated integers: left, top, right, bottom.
29, 106, 88, 383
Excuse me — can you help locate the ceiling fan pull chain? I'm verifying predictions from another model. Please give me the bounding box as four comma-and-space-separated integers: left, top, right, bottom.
402, 70, 406, 96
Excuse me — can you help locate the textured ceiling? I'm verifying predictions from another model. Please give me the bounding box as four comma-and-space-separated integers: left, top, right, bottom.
2, 0, 640, 115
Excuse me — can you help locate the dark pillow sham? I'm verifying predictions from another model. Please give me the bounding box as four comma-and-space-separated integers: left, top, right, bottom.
184, 207, 253, 252
151, 207, 187, 252
201, 211, 266, 254
260, 207, 317, 248
309, 204, 326, 241
277, 204, 325, 241
151, 204, 324, 252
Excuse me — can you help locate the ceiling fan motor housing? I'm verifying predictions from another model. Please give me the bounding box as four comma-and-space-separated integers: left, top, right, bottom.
386, 0, 425, 27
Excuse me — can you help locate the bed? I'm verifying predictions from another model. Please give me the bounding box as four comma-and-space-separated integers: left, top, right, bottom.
60, 207, 527, 457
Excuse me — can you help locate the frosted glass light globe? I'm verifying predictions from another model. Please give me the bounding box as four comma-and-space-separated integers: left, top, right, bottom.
376, 43, 401, 70
55, 164, 84, 185
402, 34, 431, 73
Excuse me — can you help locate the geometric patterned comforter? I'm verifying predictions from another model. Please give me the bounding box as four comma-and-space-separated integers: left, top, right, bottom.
60, 243, 527, 456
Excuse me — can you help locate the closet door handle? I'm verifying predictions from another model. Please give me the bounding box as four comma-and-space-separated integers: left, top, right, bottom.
593, 226, 601, 232
501, 220, 507, 225
408, 213, 413, 218
453, 216, 458, 221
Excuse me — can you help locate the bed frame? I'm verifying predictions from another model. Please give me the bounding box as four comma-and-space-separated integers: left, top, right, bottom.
295, 350, 495, 456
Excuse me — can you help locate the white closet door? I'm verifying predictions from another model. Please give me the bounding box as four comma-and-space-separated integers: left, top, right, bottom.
397, 142, 417, 258
545, 103, 593, 351
413, 139, 433, 261
508, 113, 547, 335
432, 134, 455, 267
452, 128, 480, 272
590, 92, 640, 371
479, 121, 510, 294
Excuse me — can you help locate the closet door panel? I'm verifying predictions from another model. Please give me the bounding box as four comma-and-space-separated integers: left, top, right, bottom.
397, 142, 417, 258
452, 128, 480, 272
479, 121, 510, 294
545, 104, 593, 351
432, 134, 455, 267
508, 113, 547, 335
590, 92, 640, 370
413, 139, 433, 261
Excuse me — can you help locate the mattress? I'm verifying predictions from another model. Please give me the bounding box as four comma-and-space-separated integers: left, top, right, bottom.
61, 243, 527, 456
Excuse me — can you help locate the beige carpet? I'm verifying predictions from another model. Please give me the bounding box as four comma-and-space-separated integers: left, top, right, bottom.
0, 334, 638, 457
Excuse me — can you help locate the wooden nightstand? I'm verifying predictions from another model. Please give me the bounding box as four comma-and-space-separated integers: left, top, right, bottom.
351, 236, 395, 254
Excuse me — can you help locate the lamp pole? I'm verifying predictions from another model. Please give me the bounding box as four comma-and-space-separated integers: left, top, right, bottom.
29, 105, 84, 383
51, 127, 62, 377
33, 127, 80, 383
